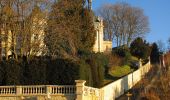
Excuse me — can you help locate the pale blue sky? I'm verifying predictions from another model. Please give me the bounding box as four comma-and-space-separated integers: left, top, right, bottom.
92, 0, 170, 47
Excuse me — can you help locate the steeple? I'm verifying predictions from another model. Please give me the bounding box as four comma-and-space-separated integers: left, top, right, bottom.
88, 0, 92, 10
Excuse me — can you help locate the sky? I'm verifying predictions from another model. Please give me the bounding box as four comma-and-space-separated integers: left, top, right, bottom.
92, 0, 170, 48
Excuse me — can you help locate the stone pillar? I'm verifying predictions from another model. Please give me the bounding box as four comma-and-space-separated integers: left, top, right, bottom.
16, 86, 22, 95
75, 80, 86, 100
139, 59, 142, 68
46, 85, 51, 99
16, 86, 24, 99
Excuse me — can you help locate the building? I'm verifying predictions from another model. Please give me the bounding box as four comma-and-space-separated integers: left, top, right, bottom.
93, 17, 112, 53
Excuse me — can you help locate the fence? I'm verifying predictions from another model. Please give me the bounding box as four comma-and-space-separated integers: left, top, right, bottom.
0, 61, 151, 100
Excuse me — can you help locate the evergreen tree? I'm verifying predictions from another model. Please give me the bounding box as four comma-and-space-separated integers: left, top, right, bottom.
150, 43, 160, 63
130, 37, 151, 59
44, 0, 95, 59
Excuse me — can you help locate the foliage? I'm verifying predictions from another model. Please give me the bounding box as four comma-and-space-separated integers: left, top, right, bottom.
150, 43, 160, 63
89, 53, 108, 87
0, 54, 108, 87
79, 60, 93, 86
112, 46, 131, 57
0, 0, 50, 61
112, 46, 132, 65
130, 37, 151, 59
107, 54, 123, 67
45, 0, 95, 59
46, 58, 79, 85
1, 60, 22, 85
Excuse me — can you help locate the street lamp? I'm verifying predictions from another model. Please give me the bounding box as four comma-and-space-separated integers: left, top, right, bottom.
126, 92, 132, 100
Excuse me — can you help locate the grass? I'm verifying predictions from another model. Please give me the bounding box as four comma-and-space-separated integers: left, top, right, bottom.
109, 65, 133, 77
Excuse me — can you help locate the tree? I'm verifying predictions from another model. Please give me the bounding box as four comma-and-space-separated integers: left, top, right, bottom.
157, 40, 165, 53
45, 0, 95, 59
130, 37, 151, 59
150, 43, 160, 63
0, 0, 49, 60
98, 2, 149, 47
25, 5, 46, 58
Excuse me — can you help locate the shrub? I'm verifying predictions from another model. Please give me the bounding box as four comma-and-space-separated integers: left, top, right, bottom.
85, 53, 108, 87
130, 37, 151, 59
112, 46, 130, 57
47, 59, 79, 85
79, 60, 93, 86
3, 60, 22, 85
0, 61, 5, 85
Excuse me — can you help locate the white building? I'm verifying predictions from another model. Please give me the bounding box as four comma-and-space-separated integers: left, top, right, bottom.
93, 17, 112, 53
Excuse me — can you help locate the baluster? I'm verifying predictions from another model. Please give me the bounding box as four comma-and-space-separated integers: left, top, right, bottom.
8, 88, 10, 94
36, 87, 38, 94
63, 87, 65, 94
5, 88, 6, 94
29, 87, 31, 94
68, 87, 70, 94
6, 88, 8, 94
52, 86, 54, 94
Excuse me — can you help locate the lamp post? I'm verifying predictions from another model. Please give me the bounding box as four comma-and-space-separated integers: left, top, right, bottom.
126, 92, 132, 100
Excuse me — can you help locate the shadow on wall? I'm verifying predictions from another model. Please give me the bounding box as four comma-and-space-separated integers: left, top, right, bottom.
122, 76, 129, 92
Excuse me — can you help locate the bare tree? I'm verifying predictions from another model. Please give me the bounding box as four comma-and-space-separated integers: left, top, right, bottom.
157, 40, 165, 53
98, 2, 149, 47
0, 0, 50, 60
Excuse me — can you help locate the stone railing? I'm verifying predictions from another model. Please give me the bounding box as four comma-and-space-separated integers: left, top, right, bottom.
0, 85, 76, 100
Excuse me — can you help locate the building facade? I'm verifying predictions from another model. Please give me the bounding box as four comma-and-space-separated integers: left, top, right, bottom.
93, 17, 112, 53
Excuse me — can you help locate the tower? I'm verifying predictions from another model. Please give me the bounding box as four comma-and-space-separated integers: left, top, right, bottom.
88, 0, 92, 10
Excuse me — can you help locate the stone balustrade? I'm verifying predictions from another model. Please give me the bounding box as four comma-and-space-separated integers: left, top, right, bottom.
0, 85, 76, 96
0, 86, 16, 95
